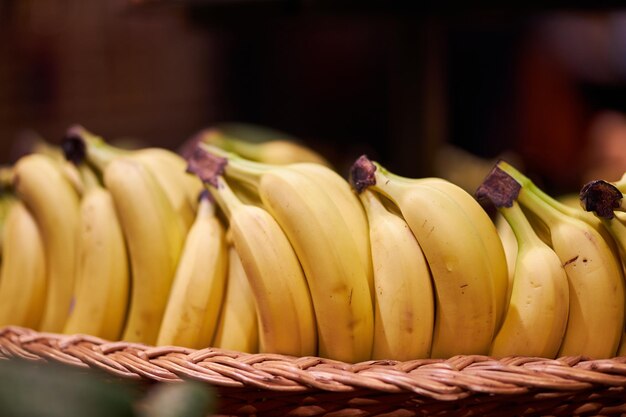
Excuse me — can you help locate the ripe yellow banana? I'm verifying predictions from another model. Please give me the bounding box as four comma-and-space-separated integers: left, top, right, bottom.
202, 149, 373, 362
157, 193, 228, 349
13, 153, 80, 332
187, 154, 317, 357
488, 201, 569, 358
0, 191, 16, 259
579, 180, 626, 356
359, 189, 434, 360
495, 213, 517, 306
63, 178, 130, 341
64, 125, 202, 231
0, 200, 47, 329
193, 126, 332, 166
350, 156, 496, 358
415, 178, 508, 332
212, 240, 259, 353
104, 156, 186, 345
502, 170, 625, 358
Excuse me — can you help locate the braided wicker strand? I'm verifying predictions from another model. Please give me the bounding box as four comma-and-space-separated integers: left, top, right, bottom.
2, 326, 626, 416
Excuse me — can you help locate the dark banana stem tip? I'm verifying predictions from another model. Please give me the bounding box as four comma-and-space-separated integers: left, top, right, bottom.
349, 155, 377, 194
475, 164, 521, 209
579, 180, 622, 219
186, 146, 227, 189
61, 134, 87, 166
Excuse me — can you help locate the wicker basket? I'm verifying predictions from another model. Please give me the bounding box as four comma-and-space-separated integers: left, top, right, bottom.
2, 326, 626, 416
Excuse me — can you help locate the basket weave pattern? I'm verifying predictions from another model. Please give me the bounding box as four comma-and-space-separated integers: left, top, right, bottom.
2, 326, 626, 416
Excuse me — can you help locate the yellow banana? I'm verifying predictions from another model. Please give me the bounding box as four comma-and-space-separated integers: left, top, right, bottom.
350, 155, 496, 358
212, 241, 259, 353
487, 201, 569, 358
64, 125, 202, 231
497, 168, 624, 358
104, 156, 186, 345
63, 175, 130, 341
193, 126, 332, 167
495, 213, 517, 307
0, 200, 47, 329
579, 180, 626, 356
157, 192, 228, 349
13, 153, 80, 332
201, 149, 373, 362
187, 153, 317, 357
359, 189, 434, 360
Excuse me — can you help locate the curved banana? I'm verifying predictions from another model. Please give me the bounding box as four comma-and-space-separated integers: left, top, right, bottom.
104, 156, 186, 345
212, 240, 259, 353
193, 127, 332, 167
350, 156, 496, 358
416, 178, 508, 332
0, 200, 47, 329
13, 153, 80, 332
63, 178, 130, 341
512, 176, 624, 358
190, 163, 317, 357
64, 125, 202, 231
359, 189, 434, 360
495, 212, 517, 306
578, 180, 626, 356
204, 151, 373, 362
157, 193, 228, 349
489, 201, 569, 358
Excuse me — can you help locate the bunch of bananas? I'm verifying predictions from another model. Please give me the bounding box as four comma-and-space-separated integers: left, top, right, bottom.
2, 123, 626, 363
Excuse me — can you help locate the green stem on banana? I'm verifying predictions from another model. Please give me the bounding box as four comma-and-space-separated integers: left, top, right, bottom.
206, 177, 243, 221
63, 125, 128, 173
499, 201, 543, 248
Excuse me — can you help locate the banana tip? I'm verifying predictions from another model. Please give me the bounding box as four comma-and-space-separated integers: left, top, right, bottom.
349, 155, 376, 193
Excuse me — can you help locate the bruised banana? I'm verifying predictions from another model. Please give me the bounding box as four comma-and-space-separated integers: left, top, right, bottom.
359, 189, 434, 360
104, 156, 186, 345
13, 153, 80, 332
157, 192, 228, 349
350, 155, 496, 358
63, 172, 130, 341
0, 199, 46, 329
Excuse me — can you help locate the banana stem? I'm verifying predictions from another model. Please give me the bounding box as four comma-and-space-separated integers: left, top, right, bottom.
206, 177, 242, 220
516, 187, 562, 230
499, 202, 543, 248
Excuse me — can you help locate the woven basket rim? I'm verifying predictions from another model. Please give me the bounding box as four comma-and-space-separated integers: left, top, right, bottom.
2, 325, 626, 403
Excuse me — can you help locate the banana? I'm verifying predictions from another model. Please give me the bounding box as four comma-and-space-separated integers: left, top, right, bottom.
0, 191, 16, 259
0, 199, 47, 329
104, 156, 186, 345
13, 153, 80, 332
63, 125, 202, 231
63, 171, 130, 341
157, 192, 228, 349
192, 126, 332, 167
487, 201, 569, 358
212, 240, 259, 353
494, 167, 624, 358
359, 189, 434, 360
350, 155, 496, 358
495, 213, 517, 306
199, 148, 373, 362
579, 180, 626, 356
187, 152, 317, 356
415, 178, 508, 332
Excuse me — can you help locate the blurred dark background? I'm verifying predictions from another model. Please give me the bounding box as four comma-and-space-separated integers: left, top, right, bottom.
2, 0, 626, 194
